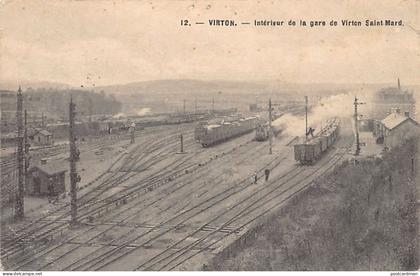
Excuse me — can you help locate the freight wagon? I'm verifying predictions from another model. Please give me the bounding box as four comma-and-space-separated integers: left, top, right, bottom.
294, 119, 340, 165
197, 117, 258, 147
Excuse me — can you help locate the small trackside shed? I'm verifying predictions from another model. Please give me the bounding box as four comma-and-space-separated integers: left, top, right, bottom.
26, 161, 67, 196
376, 112, 420, 149
32, 129, 53, 146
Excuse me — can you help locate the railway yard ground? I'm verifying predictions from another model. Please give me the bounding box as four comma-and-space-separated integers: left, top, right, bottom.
1, 118, 355, 271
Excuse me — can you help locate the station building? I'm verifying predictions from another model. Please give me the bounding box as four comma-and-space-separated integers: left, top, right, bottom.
374, 110, 420, 149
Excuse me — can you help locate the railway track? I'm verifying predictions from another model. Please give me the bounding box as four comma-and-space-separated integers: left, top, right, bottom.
5, 132, 272, 270
45, 143, 289, 271
2, 127, 263, 268
62, 136, 352, 271
1, 127, 194, 255
146, 142, 353, 271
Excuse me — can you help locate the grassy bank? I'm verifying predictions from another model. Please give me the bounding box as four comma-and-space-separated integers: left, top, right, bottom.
209, 139, 418, 270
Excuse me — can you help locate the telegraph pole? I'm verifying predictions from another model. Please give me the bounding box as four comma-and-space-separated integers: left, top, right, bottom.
180, 134, 184, 153
195, 98, 197, 113
24, 110, 30, 201
354, 97, 361, 156
268, 99, 273, 155
353, 97, 365, 155
305, 96, 308, 141
15, 86, 24, 219
69, 97, 81, 225
88, 98, 93, 123
130, 123, 135, 144
183, 99, 186, 114
212, 96, 215, 114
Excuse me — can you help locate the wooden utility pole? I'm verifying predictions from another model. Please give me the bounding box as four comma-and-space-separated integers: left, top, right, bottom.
195, 98, 197, 113
354, 96, 360, 156
15, 86, 24, 219
212, 96, 215, 114
305, 96, 308, 141
88, 98, 93, 123
69, 97, 81, 225
24, 110, 30, 201
269, 99, 273, 155
130, 124, 135, 144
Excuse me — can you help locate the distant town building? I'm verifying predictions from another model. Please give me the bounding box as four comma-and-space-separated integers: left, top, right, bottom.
31, 129, 53, 146
26, 160, 66, 196
374, 110, 420, 149
370, 79, 416, 121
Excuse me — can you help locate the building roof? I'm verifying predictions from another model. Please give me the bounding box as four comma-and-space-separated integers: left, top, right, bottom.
34, 129, 52, 136
381, 113, 418, 130
30, 162, 67, 176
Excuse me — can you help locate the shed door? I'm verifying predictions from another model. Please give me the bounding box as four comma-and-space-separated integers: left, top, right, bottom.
34, 177, 41, 194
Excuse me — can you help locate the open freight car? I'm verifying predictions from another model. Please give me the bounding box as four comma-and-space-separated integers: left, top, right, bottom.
294, 120, 340, 165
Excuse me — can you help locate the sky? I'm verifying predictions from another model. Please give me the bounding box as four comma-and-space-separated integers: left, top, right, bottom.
0, 0, 419, 87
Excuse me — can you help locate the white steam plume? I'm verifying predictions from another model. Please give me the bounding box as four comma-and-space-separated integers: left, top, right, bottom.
136, 107, 151, 116
273, 92, 374, 137
112, 112, 125, 119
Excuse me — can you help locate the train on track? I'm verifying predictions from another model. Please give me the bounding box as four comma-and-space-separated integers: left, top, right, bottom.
294, 119, 340, 165
254, 113, 284, 141
255, 122, 283, 141
195, 117, 258, 147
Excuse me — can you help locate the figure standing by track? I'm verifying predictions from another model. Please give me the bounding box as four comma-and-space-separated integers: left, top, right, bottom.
264, 168, 270, 182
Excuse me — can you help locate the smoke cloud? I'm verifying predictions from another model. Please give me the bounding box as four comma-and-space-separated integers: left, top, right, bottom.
273, 92, 375, 137
112, 112, 125, 119
136, 107, 151, 116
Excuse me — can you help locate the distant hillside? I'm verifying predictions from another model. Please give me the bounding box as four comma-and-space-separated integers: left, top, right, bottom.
0, 81, 72, 91
3, 79, 415, 96
1, 88, 122, 120
92, 79, 368, 96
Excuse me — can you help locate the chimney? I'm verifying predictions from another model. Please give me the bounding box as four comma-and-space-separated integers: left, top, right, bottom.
41, 158, 47, 165
404, 112, 410, 117
398, 78, 401, 90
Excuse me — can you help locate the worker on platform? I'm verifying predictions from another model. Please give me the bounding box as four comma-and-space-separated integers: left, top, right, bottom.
306, 127, 315, 138
264, 168, 270, 182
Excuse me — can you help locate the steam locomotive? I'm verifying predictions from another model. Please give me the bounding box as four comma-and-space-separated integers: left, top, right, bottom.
255, 122, 283, 141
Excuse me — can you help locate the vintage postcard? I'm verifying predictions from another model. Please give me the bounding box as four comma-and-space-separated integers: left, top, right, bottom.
0, 0, 419, 272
